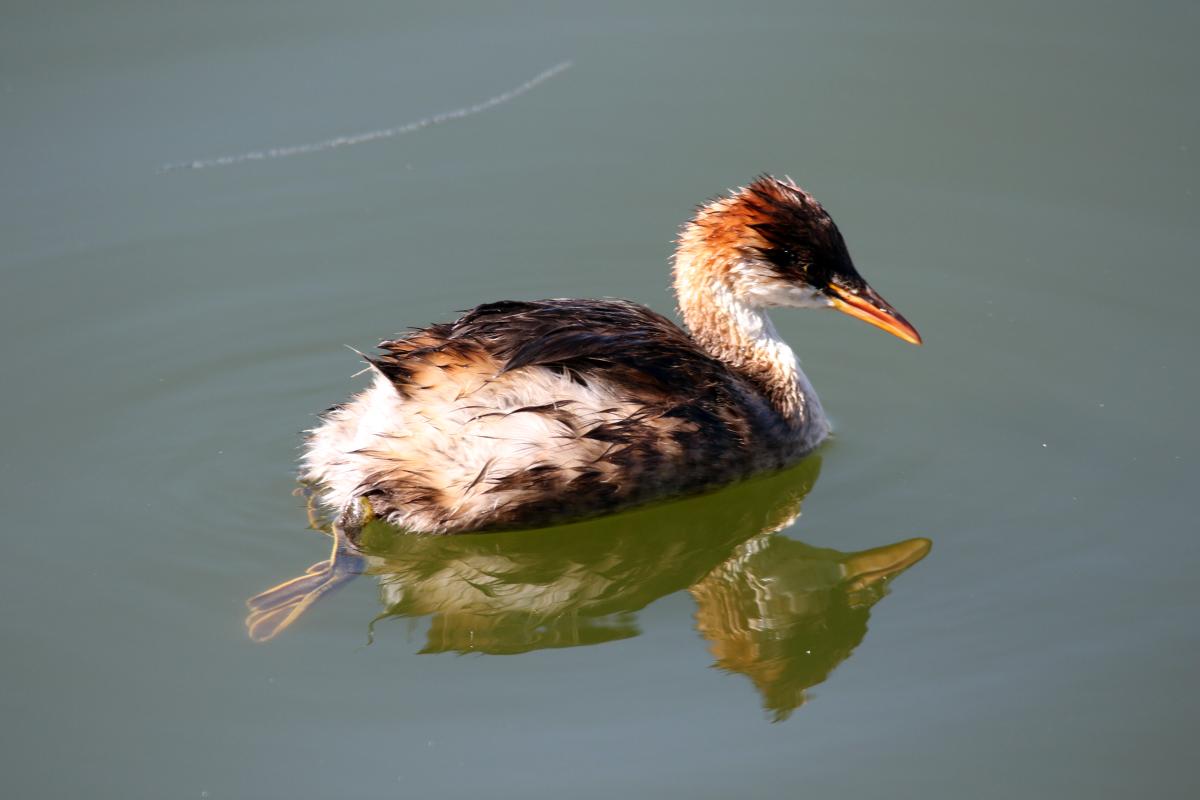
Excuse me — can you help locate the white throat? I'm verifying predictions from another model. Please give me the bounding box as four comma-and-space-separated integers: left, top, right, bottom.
712, 283, 797, 375
675, 255, 825, 436
710, 283, 823, 423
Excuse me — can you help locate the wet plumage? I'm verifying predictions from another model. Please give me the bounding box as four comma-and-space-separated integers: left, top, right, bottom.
302, 175, 921, 533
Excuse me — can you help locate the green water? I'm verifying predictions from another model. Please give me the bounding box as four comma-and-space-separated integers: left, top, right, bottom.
3, 1, 1198, 798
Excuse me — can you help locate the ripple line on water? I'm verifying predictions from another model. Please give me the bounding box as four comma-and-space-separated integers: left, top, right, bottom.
160, 60, 573, 172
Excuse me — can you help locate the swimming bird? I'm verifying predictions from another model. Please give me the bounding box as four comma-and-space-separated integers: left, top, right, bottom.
302, 175, 921, 534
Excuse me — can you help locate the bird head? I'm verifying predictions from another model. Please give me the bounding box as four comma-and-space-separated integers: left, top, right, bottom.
677, 175, 922, 345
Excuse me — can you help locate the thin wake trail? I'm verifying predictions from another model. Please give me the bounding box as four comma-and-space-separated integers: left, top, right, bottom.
160, 60, 572, 172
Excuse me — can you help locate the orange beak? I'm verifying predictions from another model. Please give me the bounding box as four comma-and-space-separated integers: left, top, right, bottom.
828, 284, 923, 345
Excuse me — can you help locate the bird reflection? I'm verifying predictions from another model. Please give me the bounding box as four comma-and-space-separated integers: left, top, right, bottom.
248, 456, 930, 719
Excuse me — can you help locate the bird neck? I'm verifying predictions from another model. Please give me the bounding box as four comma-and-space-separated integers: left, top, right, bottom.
673, 248, 822, 431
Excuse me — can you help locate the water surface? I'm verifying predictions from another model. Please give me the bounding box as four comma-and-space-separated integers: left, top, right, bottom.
2, 1, 1198, 798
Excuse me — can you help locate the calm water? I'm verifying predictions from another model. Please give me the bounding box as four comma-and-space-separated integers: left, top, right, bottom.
3, 2, 1198, 798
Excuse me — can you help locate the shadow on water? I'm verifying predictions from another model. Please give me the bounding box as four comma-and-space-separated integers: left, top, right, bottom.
248, 456, 930, 720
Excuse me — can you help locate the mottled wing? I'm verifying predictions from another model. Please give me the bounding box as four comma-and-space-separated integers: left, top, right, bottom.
353, 299, 775, 530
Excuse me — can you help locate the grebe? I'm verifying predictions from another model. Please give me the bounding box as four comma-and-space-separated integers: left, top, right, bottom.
303, 175, 921, 534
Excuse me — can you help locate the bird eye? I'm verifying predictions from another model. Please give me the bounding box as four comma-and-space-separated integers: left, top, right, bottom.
762, 248, 794, 269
